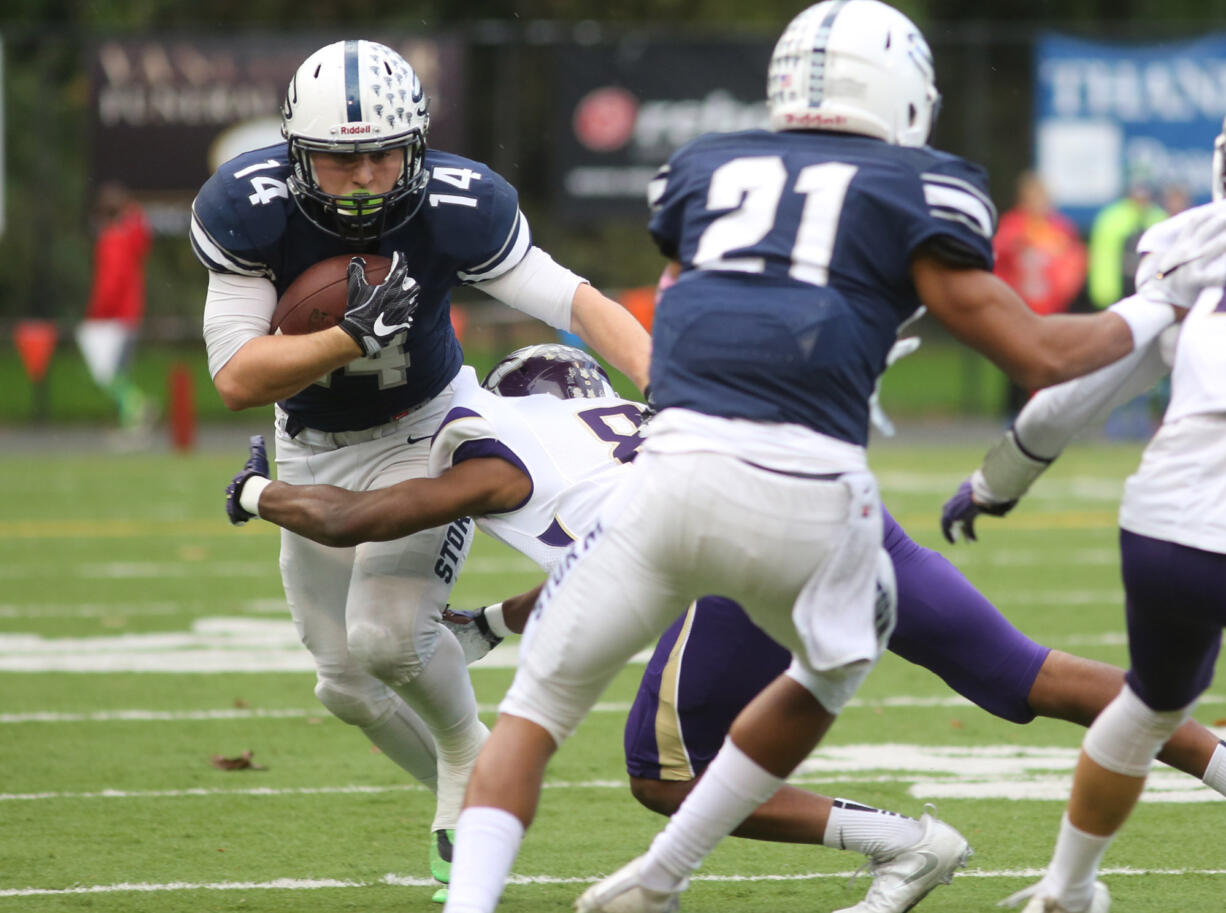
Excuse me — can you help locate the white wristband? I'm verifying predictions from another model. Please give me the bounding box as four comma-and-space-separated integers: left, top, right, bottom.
482, 602, 513, 639
1107, 295, 1178, 350
974, 429, 1051, 504
239, 476, 272, 518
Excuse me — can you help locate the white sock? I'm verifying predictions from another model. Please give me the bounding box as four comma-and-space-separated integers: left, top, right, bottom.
822, 798, 923, 859
361, 701, 439, 793
1041, 812, 1114, 911
638, 738, 784, 893
442, 806, 524, 913
1201, 740, 1226, 798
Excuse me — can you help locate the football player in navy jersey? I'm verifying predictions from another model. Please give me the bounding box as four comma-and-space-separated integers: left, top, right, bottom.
439, 2, 1223, 911
191, 39, 649, 902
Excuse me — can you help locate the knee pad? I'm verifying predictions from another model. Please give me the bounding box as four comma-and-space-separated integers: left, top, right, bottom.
348, 619, 439, 688
1083, 683, 1191, 777
314, 678, 395, 729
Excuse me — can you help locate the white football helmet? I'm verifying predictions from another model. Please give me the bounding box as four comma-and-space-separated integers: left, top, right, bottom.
282, 39, 430, 242
767, 0, 940, 148
1213, 116, 1226, 202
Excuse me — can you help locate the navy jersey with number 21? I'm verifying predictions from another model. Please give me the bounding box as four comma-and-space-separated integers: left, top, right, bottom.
647, 129, 996, 446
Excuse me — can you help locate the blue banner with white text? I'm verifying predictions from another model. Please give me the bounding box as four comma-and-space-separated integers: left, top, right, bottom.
1035, 33, 1226, 231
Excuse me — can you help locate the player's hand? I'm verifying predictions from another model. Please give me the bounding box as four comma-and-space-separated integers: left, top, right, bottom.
940, 477, 1016, 544
441, 605, 504, 664
226, 435, 269, 526
1139, 203, 1226, 312
338, 251, 421, 356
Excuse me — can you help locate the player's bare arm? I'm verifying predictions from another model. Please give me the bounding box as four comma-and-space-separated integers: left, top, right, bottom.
213, 325, 365, 410
912, 253, 1143, 391
234, 449, 530, 547
213, 254, 420, 410
262, 457, 528, 547
568, 283, 651, 391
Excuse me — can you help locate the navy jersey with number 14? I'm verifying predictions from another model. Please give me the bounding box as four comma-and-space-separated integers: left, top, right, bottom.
191, 144, 529, 433
647, 129, 996, 445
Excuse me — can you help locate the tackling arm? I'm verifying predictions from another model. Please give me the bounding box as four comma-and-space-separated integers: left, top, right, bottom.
248, 457, 530, 548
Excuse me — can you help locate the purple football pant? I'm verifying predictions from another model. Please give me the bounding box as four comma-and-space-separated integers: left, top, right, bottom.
1120, 528, 1226, 711
624, 506, 1051, 780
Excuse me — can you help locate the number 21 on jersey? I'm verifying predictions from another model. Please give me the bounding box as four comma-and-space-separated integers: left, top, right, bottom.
693, 157, 858, 287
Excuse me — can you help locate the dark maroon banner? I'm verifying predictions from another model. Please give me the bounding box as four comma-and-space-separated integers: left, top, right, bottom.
89, 35, 465, 233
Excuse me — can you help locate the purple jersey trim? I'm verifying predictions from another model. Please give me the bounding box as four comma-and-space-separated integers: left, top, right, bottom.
451, 438, 533, 512
537, 517, 575, 548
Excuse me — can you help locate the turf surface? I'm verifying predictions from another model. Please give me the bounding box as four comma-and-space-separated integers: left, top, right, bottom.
1, 435, 1222, 912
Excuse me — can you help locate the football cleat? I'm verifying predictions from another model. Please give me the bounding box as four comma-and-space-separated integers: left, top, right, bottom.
999, 880, 1110, 913
574, 855, 686, 913
429, 827, 454, 904
832, 805, 971, 913
441, 606, 504, 664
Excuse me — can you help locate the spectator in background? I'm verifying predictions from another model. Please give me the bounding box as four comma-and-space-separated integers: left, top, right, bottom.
1087, 171, 1166, 310
76, 182, 154, 434
1086, 170, 1167, 438
1162, 183, 1190, 217
993, 171, 1087, 416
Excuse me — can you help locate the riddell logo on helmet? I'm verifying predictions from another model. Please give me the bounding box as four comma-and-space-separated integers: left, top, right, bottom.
784, 112, 848, 127
340, 124, 373, 136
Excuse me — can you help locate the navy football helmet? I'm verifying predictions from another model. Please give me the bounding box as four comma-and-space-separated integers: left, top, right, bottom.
282, 40, 430, 243
482, 344, 617, 400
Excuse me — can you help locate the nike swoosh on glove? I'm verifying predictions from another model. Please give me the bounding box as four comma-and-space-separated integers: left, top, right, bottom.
338, 251, 422, 356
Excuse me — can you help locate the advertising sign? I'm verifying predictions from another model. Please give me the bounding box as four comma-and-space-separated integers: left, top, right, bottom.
1035, 33, 1226, 229
554, 39, 772, 222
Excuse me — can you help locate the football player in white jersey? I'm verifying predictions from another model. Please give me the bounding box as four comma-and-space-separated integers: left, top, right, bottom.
200, 40, 649, 899
945, 129, 1226, 913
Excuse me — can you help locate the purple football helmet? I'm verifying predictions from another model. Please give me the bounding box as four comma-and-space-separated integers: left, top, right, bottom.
482, 344, 617, 400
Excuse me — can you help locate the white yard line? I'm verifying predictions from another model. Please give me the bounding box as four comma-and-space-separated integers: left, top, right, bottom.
5, 742, 1224, 803
3, 866, 1224, 897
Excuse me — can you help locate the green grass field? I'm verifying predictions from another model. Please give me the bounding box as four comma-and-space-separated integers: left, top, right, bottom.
1, 436, 1222, 912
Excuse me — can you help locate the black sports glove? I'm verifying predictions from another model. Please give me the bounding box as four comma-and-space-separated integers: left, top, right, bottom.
338, 251, 421, 357
225, 435, 269, 526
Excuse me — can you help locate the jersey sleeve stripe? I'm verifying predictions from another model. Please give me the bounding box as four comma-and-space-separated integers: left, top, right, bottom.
922, 183, 995, 239
457, 210, 530, 283
647, 164, 671, 211
189, 213, 269, 278
922, 172, 997, 219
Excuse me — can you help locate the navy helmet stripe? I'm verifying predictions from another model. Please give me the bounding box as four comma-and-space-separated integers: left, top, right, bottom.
344, 40, 362, 122
808, 0, 851, 109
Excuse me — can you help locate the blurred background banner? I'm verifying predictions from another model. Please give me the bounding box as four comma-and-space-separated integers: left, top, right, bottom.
1035, 32, 1226, 231
553, 38, 770, 220
88, 34, 467, 235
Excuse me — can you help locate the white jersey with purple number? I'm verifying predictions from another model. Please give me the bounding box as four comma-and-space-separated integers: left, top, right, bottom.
427, 386, 644, 571
1119, 281, 1226, 553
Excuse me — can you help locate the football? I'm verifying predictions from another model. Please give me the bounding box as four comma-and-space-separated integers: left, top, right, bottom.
270, 253, 393, 335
